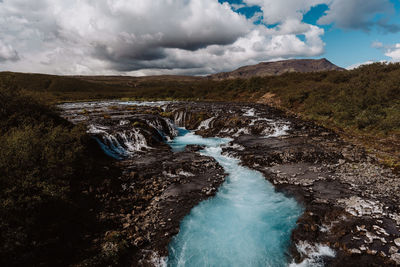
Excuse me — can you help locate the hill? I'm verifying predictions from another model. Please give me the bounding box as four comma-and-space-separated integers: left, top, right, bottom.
209, 58, 344, 80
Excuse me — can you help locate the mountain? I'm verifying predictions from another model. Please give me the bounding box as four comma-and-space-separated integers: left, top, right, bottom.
209, 58, 344, 80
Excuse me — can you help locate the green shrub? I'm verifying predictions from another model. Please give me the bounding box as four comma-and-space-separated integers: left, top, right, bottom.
0, 83, 110, 266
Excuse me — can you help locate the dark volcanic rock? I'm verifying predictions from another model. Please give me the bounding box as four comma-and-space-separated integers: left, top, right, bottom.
163, 102, 400, 266
117, 148, 226, 265
59, 100, 400, 266
58, 102, 227, 266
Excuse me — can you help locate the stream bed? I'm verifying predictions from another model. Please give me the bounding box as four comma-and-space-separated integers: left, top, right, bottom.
167, 128, 303, 267
57, 101, 398, 266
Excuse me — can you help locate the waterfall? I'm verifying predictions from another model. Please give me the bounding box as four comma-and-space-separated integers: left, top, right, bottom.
165, 119, 179, 137
174, 110, 187, 127
262, 123, 290, 137
148, 119, 167, 140
243, 108, 256, 117
88, 115, 180, 159
89, 124, 150, 159
148, 117, 179, 140
197, 117, 215, 130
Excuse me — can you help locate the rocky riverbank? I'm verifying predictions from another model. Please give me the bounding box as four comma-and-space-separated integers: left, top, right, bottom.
59, 101, 400, 266
59, 102, 227, 266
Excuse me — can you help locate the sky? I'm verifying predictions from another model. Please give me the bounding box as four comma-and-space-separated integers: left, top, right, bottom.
0, 0, 399, 76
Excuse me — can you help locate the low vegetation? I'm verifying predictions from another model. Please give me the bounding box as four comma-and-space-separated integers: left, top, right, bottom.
1, 63, 399, 169
0, 81, 119, 266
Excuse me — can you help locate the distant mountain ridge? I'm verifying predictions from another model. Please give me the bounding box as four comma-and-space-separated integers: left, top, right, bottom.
209, 58, 344, 80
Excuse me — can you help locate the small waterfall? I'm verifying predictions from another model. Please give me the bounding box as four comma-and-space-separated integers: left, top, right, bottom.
243, 108, 256, 117
148, 119, 167, 140
103, 129, 149, 156
262, 123, 290, 137
165, 119, 179, 137
122, 129, 150, 152
161, 104, 169, 112
197, 117, 215, 130
148, 117, 179, 140
88, 124, 109, 134
249, 118, 273, 126
101, 133, 128, 158
174, 110, 187, 127
88, 115, 180, 159
89, 125, 150, 159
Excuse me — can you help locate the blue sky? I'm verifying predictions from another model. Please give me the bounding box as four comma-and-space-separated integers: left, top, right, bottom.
306, 2, 400, 67
0, 0, 399, 75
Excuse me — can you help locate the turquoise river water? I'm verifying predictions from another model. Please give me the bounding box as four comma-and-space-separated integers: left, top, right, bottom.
166, 128, 303, 267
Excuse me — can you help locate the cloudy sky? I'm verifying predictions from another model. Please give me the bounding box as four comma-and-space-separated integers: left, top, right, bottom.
0, 0, 399, 75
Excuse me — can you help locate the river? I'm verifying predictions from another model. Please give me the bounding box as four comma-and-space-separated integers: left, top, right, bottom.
167, 128, 302, 267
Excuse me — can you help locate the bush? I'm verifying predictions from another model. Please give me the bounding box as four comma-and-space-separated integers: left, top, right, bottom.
0, 84, 109, 266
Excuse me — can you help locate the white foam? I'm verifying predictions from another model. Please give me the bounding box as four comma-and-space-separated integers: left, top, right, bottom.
221, 143, 245, 151
197, 117, 215, 130
119, 120, 129, 126
249, 118, 273, 126
178, 171, 195, 177
243, 108, 256, 117
94, 128, 151, 158
263, 123, 290, 138
150, 251, 167, 267
289, 241, 335, 267
117, 100, 172, 107
165, 118, 179, 137
162, 171, 178, 178
87, 124, 109, 134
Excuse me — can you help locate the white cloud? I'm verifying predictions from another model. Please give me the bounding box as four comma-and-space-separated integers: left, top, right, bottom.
318, 0, 398, 32
385, 44, 400, 61
371, 41, 384, 49
1, 0, 398, 75
346, 60, 376, 70
371, 41, 400, 62
230, 3, 247, 10
346, 60, 390, 70
243, 0, 329, 25
0, 0, 330, 75
128, 25, 325, 76
0, 40, 19, 61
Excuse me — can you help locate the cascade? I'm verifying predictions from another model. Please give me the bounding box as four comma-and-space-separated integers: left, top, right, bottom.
197, 117, 215, 130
